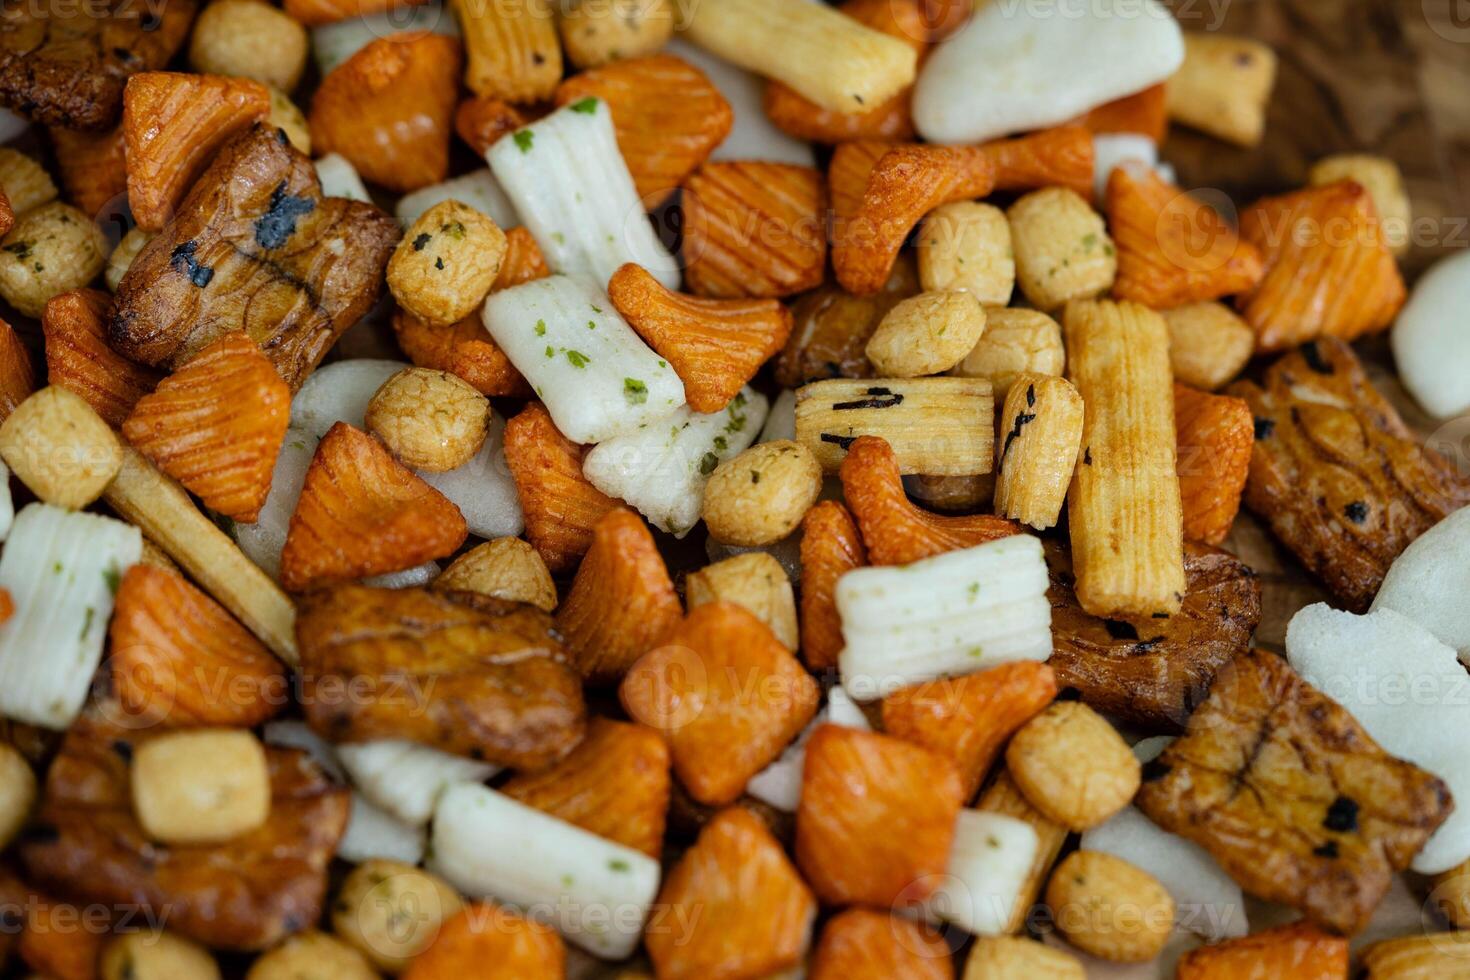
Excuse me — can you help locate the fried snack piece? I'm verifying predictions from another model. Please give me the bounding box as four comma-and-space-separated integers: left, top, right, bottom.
309, 33, 461, 194
403, 902, 564, 980
1229, 339, 1470, 611
774, 252, 919, 387
111, 125, 397, 388
1174, 383, 1252, 546
492, 226, 549, 291
18, 896, 105, 980
555, 507, 682, 684
0, 315, 33, 421
0, 0, 195, 130
1175, 922, 1347, 980
280, 421, 466, 591
622, 602, 819, 807
295, 584, 586, 768
1046, 539, 1260, 731
109, 564, 286, 728
799, 500, 867, 672
809, 908, 952, 980
122, 331, 290, 523
392, 307, 532, 397
1136, 648, 1452, 935
42, 288, 157, 426
555, 54, 732, 207
882, 661, 1058, 801
979, 125, 1095, 198
502, 402, 619, 572
48, 124, 127, 218
648, 806, 816, 980
608, 262, 792, 413
1236, 181, 1406, 352
1106, 166, 1263, 309
500, 717, 669, 858
839, 435, 1020, 565
683, 161, 827, 299
20, 712, 348, 951
1077, 84, 1167, 142
123, 72, 270, 231
453, 95, 527, 155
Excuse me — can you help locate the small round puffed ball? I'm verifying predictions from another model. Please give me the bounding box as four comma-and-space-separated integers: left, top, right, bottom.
0, 742, 35, 851
1045, 851, 1175, 963
559, 0, 675, 69
365, 367, 490, 472
434, 537, 557, 611
0, 201, 107, 318
130, 729, 271, 845
101, 930, 221, 980
701, 440, 823, 546
246, 931, 378, 980
1005, 702, 1141, 831
866, 290, 988, 378
332, 859, 465, 972
188, 0, 309, 92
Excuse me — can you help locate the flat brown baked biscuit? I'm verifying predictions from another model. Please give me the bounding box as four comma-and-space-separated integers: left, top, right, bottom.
1047, 540, 1261, 731
1136, 649, 1452, 935
1228, 339, 1470, 612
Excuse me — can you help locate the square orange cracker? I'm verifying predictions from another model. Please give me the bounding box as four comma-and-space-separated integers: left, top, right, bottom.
796, 724, 963, 906
109, 564, 286, 728
392, 307, 532, 398
49, 123, 128, 218
809, 908, 953, 980
555, 54, 732, 208
1106, 165, 1264, 309
555, 507, 683, 684
1236, 180, 1406, 351
502, 402, 619, 572
0, 314, 34, 421
682, 161, 828, 299
309, 32, 461, 194
608, 262, 792, 413
1078, 84, 1168, 142
621, 601, 819, 807
492, 225, 550, 291
453, 95, 528, 155
403, 902, 564, 980
882, 661, 1059, 800
500, 716, 670, 858
42, 288, 158, 427
647, 806, 816, 980
979, 125, 1096, 198
1175, 922, 1347, 980
840, 435, 1020, 565
279, 421, 467, 592
1174, 383, 1253, 546
122, 331, 291, 523
122, 72, 271, 231
800, 500, 867, 672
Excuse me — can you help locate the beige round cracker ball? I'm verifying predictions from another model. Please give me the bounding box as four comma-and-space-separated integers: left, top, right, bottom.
366, 367, 490, 472
332, 859, 465, 972
1005, 701, 1141, 831
101, 930, 221, 980
0, 202, 107, 318
866, 290, 987, 378
246, 931, 377, 980
1045, 850, 1175, 963
701, 440, 823, 546
130, 729, 271, 845
189, 0, 309, 92
434, 537, 558, 611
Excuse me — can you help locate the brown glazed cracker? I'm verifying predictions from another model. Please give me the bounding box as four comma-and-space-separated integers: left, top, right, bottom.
1229, 339, 1470, 612
1136, 649, 1452, 935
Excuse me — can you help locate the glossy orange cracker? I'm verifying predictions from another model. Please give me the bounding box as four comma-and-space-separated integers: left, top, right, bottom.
279, 421, 467, 592
42, 288, 159, 427
309, 32, 461, 194
608, 263, 792, 413
1175, 922, 1347, 980
452, 95, 527, 155
795, 724, 964, 907
109, 565, 286, 728
979, 124, 1095, 198
829, 140, 895, 227
799, 500, 867, 672
49, 124, 128, 218
647, 806, 816, 980
1236, 180, 1406, 351
682, 161, 828, 299
555, 507, 683, 684
502, 402, 619, 572
1174, 383, 1253, 546
1107, 165, 1264, 309
809, 908, 953, 980
121, 331, 290, 523
0, 315, 34, 422
501, 717, 669, 858
840, 435, 1020, 565
122, 72, 270, 231
391, 308, 533, 398
492, 226, 550, 291
555, 54, 732, 208
621, 602, 820, 807
833, 142, 997, 295
881, 661, 1059, 800
1078, 84, 1168, 142
403, 902, 564, 980
19, 898, 105, 980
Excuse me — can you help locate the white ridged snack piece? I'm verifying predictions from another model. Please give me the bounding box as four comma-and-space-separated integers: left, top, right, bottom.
1372, 506, 1470, 661
1092, 135, 1159, 204
338, 738, 498, 828
312, 2, 459, 76
314, 153, 372, 203
482, 274, 685, 444
837, 534, 1052, 700
395, 168, 519, 230
665, 39, 816, 167
290, 359, 408, 438
418, 413, 524, 539
913, 0, 1184, 145
582, 388, 768, 537
0, 461, 11, 541
1391, 250, 1470, 418
429, 782, 661, 959
339, 792, 428, 866
236, 428, 317, 581
1286, 603, 1470, 874
0, 504, 141, 729
924, 810, 1038, 937
746, 686, 870, 811
486, 99, 681, 290
261, 719, 347, 782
